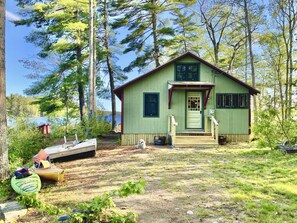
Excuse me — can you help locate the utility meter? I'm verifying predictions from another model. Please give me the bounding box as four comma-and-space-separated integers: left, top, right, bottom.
209, 109, 215, 116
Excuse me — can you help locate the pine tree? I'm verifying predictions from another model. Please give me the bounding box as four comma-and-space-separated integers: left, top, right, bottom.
15, 0, 90, 120
112, 0, 175, 71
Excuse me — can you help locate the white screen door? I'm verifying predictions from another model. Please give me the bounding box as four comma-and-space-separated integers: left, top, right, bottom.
186, 92, 202, 128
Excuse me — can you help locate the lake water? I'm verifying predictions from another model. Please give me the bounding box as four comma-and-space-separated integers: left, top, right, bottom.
8, 114, 121, 127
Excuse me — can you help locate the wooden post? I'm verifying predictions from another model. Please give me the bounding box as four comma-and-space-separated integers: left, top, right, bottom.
205, 116, 208, 132
172, 122, 176, 146
211, 120, 214, 137
216, 125, 219, 144
168, 115, 171, 134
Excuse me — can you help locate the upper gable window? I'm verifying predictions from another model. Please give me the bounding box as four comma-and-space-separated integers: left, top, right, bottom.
175, 63, 200, 81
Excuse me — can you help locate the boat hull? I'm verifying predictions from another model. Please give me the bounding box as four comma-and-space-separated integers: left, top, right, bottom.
33, 166, 64, 182
45, 138, 97, 160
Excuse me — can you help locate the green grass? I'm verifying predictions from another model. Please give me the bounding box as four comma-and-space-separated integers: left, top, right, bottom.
211, 147, 297, 222
4, 144, 297, 223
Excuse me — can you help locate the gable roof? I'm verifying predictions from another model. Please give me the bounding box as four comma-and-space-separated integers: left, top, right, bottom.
114, 52, 260, 98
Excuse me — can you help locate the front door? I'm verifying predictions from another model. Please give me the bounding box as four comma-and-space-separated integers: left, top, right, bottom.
186, 92, 202, 129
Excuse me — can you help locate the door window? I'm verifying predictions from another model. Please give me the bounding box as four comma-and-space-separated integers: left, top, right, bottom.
188, 96, 201, 111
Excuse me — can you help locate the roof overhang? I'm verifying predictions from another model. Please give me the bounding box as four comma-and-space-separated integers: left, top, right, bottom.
168, 81, 215, 109
168, 81, 215, 90
114, 52, 260, 100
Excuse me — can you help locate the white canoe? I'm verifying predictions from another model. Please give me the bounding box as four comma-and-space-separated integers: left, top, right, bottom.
44, 138, 97, 160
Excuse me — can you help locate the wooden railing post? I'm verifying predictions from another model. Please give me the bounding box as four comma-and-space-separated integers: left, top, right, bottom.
168, 115, 177, 147
168, 115, 171, 134
211, 119, 214, 137
210, 116, 219, 144
205, 116, 209, 132
216, 125, 219, 144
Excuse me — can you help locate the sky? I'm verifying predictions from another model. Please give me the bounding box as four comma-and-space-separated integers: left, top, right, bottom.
5, 2, 39, 95
5, 1, 296, 112
5, 1, 135, 112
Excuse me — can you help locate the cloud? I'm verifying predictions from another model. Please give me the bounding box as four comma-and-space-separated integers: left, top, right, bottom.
5, 10, 21, 22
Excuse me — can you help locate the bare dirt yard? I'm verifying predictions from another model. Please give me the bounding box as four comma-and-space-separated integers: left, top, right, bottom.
17, 143, 297, 223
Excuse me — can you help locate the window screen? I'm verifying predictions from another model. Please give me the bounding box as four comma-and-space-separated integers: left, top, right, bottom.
176, 64, 200, 81
216, 94, 248, 109
144, 93, 159, 117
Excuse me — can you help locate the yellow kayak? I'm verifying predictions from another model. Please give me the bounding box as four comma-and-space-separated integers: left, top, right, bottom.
33, 165, 64, 182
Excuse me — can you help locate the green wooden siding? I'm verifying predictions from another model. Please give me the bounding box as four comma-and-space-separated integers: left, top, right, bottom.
212, 72, 249, 134
124, 65, 173, 134
170, 90, 186, 132
123, 55, 250, 135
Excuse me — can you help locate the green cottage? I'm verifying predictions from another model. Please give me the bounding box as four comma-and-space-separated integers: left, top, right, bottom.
114, 52, 260, 147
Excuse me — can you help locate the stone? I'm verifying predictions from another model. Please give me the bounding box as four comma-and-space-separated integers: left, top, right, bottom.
187, 210, 194, 215
0, 201, 27, 222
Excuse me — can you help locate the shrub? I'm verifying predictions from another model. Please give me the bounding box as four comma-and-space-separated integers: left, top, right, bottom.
253, 108, 297, 149
8, 118, 47, 169
76, 115, 112, 140
16, 194, 62, 215
69, 179, 145, 223
48, 112, 112, 142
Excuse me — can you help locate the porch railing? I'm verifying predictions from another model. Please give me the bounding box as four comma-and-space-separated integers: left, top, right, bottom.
168, 115, 178, 146
210, 116, 219, 144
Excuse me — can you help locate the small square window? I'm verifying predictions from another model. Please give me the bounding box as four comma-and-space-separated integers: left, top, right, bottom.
175, 64, 200, 81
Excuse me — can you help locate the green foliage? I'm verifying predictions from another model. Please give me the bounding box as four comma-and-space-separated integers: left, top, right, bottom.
16, 194, 62, 215
76, 114, 112, 139
69, 179, 145, 223
46, 117, 79, 140
6, 94, 40, 118
253, 108, 297, 149
0, 179, 14, 203
16, 0, 90, 121
16, 194, 40, 208
112, 0, 174, 71
116, 179, 146, 198
253, 109, 280, 149
8, 119, 47, 169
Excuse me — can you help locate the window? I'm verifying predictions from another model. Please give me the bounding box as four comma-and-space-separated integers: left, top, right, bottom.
188, 96, 201, 111
216, 94, 248, 108
175, 64, 200, 81
144, 93, 159, 117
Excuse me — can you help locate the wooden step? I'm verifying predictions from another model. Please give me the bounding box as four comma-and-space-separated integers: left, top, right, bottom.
174, 143, 217, 148
176, 132, 212, 136
174, 135, 217, 148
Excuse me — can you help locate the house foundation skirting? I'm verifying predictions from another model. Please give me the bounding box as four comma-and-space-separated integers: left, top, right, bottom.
222, 134, 249, 143
121, 134, 167, 146
121, 134, 249, 145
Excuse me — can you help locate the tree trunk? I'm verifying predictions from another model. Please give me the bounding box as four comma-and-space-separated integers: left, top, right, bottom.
0, 0, 9, 179
214, 45, 219, 66
76, 46, 85, 121
243, 0, 257, 121
151, 0, 160, 67
287, 0, 296, 118
283, 27, 289, 119
89, 0, 96, 118
103, 0, 117, 130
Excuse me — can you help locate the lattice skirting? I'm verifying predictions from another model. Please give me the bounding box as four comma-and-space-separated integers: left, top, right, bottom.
222, 134, 250, 143
121, 134, 167, 146
121, 134, 249, 145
